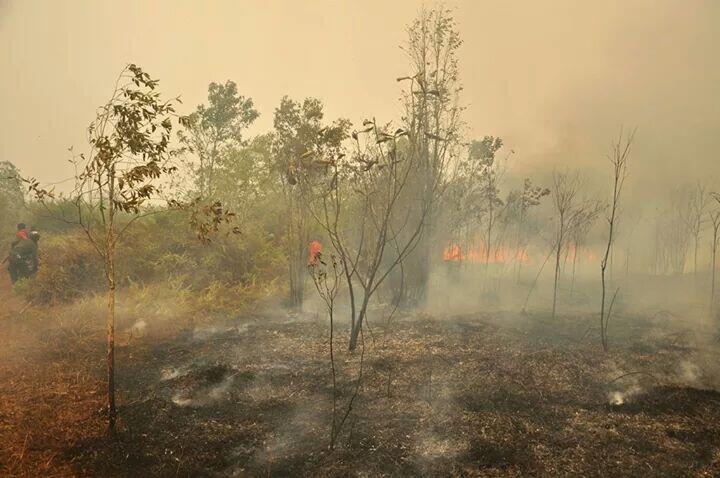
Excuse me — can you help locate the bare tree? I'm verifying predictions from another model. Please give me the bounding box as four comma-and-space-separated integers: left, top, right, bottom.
658, 189, 693, 275
680, 181, 708, 280
513, 179, 550, 283
709, 192, 720, 315
550, 170, 603, 319
472, 137, 507, 284
600, 128, 635, 352
551, 171, 578, 319
311, 119, 434, 351
308, 253, 344, 449
710, 211, 720, 313
568, 206, 602, 296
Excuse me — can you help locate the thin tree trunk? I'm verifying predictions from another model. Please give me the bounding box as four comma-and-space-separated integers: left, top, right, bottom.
600, 262, 608, 351
288, 193, 307, 309
106, 251, 116, 434
601, 224, 614, 352
570, 243, 578, 297
522, 241, 555, 312
516, 247, 525, 284
328, 298, 337, 448
552, 225, 563, 319
711, 230, 718, 314
349, 292, 371, 351
516, 215, 524, 284
694, 235, 699, 283
625, 249, 631, 283
345, 268, 356, 331
106, 167, 117, 435
601, 215, 617, 352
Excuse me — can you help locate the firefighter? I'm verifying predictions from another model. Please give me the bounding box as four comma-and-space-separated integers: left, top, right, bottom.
7, 223, 38, 283
28, 226, 40, 274
308, 239, 323, 266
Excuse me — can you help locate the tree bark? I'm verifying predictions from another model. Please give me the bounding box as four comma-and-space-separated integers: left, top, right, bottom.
552, 222, 563, 319
348, 292, 371, 351
570, 243, 578, 297
106, 164, 118, 435
106, 252, 116, 434
711, 229, 718, 315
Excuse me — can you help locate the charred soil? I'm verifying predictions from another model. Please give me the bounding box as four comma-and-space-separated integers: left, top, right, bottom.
2, 284, 720, 477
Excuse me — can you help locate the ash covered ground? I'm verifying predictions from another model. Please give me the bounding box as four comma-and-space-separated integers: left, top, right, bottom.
3, 276, 720, 477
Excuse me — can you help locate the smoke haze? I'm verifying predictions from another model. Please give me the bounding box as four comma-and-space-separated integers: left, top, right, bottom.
2, 0, 719, 196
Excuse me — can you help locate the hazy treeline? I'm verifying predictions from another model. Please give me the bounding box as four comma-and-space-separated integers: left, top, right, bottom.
1, 6, 719, 319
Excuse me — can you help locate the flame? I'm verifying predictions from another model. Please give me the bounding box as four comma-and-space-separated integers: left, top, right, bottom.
567, 244, 598, 263
443, 241, 600, 266
443, 244, 463, 261
443, 242, 532, 265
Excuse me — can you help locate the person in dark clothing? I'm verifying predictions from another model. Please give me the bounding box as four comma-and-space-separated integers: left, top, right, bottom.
28, 226, 40, 274
7, 223, 38, 283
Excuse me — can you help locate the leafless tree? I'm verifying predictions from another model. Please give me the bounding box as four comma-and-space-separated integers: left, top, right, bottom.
568, 206, 602, 296
513, 179, 550, 283
709, 192, 720, 315
311, 119, 434, 351
473, 137, 509, 285
681, 181, 708, 279
710, 212, 720, 312
655, 189, 693, 275
308, 253, 351, 450
600, 128, 635, 352
550, 170, 603, 319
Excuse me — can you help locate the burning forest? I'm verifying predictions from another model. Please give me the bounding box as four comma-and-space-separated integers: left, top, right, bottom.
2, 1, 720, 476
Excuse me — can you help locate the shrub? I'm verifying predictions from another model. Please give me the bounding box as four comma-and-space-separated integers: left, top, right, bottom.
19, 232, 104, 304
18, 209, 285, 309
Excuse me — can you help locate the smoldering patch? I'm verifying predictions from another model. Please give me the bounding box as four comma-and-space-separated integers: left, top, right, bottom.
607, 385, 643, 406
162, 362, 254, 408
677, 359, 701, 385
160, 366, 189, 381
130, 319, 147, 336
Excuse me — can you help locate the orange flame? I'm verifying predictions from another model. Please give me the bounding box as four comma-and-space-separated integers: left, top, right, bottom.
567, 244, 598, 263
443, 242, 532, 265
443, 244, 463, 261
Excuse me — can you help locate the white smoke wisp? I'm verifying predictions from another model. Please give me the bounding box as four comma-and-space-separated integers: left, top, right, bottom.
607, 384, 643, 406
606, 361, 646, 406
130, 319, 147, 336
170, 374, 236, 408
677, 360, 701, 386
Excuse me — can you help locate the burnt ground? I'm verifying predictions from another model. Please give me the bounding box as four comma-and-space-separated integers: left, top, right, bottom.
2, 281, 720, 477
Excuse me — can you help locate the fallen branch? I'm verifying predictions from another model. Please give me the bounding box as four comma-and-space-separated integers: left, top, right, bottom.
607, 371, 659, 386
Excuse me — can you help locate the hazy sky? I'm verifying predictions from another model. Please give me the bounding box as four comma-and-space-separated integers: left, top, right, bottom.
1, 0, 719, 194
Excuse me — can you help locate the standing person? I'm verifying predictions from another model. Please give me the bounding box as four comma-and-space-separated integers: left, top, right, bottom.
308, 239, 323, 266
7, 223, 37, 283
12, 223, 28, 245
28, 226, 40, 275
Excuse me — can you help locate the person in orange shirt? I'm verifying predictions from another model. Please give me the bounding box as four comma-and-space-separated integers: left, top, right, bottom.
308, 240, 323, 266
